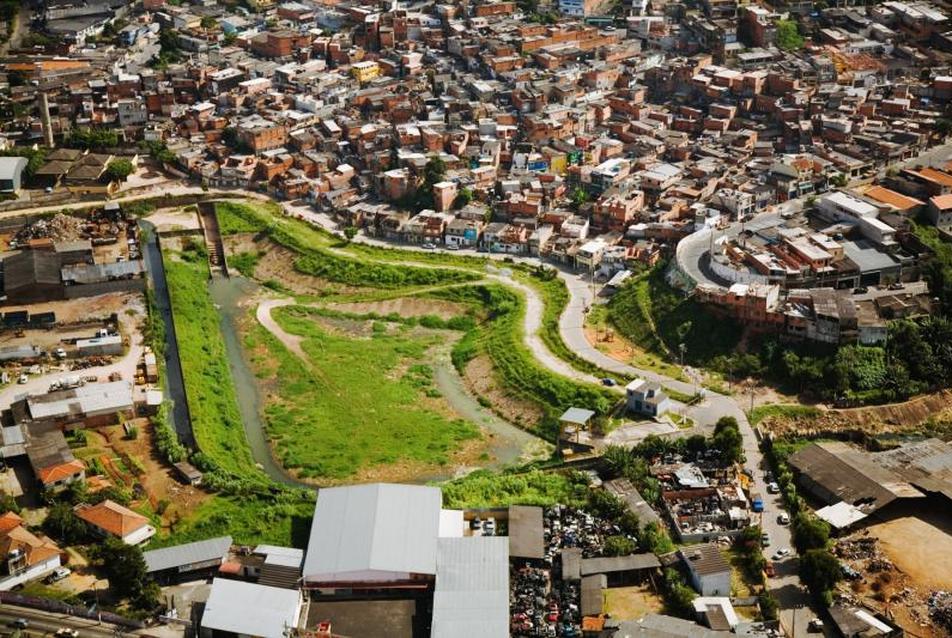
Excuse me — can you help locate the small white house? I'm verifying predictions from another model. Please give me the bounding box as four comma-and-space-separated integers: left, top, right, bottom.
626, 378, 671, 417
680, 544, 732, 597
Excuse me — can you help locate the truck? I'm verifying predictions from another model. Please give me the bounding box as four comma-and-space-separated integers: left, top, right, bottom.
751, 492, 764, 513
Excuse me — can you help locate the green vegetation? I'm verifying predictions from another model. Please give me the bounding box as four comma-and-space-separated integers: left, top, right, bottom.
157, 496, 314, 548
433, 284, 617, 439
105, 158, 135, 181
215, 201, 479, 288
776, 19, 804, 50
0, 146, 47, 179
164, 255, 262, 482
748, 404, 821, 426
228, 250, 262, 278
245, 306, 479, 480
440, 469, 590, 508
607, 263, 742, 368
90, 538, 160, 611
527, 266, 627, 382
65, 126, 119, 150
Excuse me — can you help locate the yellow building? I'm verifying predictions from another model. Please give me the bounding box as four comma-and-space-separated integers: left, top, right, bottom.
351, 61, 380, 83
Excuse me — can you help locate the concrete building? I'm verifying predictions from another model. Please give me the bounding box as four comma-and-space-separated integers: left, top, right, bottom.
680, 543, 731, 596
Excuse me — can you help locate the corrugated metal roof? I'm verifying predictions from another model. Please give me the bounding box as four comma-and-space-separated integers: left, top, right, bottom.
508, 505, 544, 559
581, 553, 661, 575
27, 380, 133, 421
302, 483, 441, 581
431, 537, 509, 638
201, 578, 301, 638
144, 536, 232, 573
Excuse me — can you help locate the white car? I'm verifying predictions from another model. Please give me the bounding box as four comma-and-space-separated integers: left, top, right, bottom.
772, 548, 791, 560
777, 513, 790, 525
55, 629, 79, 638
767, 482, 780, 494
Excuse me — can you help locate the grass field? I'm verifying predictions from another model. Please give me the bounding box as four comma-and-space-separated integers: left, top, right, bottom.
748, 404, 822, 426
245, 306, 480, 481
164, 254, 265, 483
155, 495, 315, 549
440, 469, 590, 509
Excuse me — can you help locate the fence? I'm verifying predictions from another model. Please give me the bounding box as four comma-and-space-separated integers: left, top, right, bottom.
0, 591, 146, 629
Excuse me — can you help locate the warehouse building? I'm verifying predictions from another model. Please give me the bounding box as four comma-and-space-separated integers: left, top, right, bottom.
302, 483, 444, 589
787, 439, 952, 527
201, 578, 303, 638
431, 537, 509, 638
143, 536, 232, 584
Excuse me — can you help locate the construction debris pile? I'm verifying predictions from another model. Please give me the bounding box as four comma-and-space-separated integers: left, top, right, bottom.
929, 591, 952, 632
15, 213, 85, 244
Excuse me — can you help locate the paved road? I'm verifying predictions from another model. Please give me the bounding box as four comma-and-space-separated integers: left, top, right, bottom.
0, 604, 135, 637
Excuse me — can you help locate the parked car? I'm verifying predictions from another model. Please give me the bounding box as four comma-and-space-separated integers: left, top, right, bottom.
601, 378, 616, 387
766, 482, 780, 494
761, 533, 770, 547
421, 242, 437, 250
808, 618, 825, 632
771, 548, 791, 560
9, 619, 28, 629
46, 567, 71, 583
55, 629, 78, 637
17, 374, 28, 384
777, 513, 790, 525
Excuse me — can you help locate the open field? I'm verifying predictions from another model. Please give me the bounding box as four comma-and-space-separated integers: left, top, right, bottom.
603, 584, 664, 621
243, 305, 481, 482
219, 201, 617, 439
868, 515, 952, 590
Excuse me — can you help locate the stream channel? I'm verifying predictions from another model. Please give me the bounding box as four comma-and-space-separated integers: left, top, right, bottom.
206, 274, 550, 488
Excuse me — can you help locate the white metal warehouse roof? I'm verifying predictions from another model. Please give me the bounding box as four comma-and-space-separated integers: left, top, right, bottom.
201, 578, 301, 638
431, 537, 509, 638
302, 483, 441, 582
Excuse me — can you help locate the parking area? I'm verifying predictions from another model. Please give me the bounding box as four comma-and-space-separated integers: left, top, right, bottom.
307, 599, 423, 638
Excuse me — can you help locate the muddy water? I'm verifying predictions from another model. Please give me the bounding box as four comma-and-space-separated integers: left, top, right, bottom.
207, 274, 550, 485
208, 275, 312, 489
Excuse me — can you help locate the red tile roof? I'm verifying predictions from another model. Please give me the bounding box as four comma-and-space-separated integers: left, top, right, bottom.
74, 500, 149, 538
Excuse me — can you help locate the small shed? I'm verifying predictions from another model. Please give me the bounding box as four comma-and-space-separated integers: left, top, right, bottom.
559, 407, 595, 443
581, 573, 606, 617
173, 461, 203, 486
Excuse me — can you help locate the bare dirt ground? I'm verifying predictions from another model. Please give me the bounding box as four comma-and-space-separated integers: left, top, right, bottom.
583, 324, 686, 381
146, 208, 202, 234
868, 516, 952, 590
602, 584, 664, 621
223, 234, 365, 297
760, 390, 952, 437
463, 354, 544, 428
327, 296, 468, 320
835, 509, 952, 638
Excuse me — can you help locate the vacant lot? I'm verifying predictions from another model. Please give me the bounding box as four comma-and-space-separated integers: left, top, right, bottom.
603, 584, 664, 621
245, 305, 480, 482
869, 515, 952, 590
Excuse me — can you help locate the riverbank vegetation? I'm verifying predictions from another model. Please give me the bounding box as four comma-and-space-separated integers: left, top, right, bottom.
242, 305, 480, 481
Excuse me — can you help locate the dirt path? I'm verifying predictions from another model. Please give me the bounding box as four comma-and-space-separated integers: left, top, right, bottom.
255, 299, 303, 359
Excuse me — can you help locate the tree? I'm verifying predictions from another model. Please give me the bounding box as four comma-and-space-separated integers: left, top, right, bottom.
43, 502, 88, 544
800, 548, 842, 600
95, 537, 158, 610
343, 226, 358, 242
792, 513, 830, 554
0, 493, 20, 514
105, 158, 134, 182
604, 535, 637, 557
830, 173, 849, 188
66, 127, 119, 150
712, 416, 744, 464
662, 568, 697, 618
776, 19, 804, 51
453, 187, 473, 209
200, 15, 217, 29
569, 186, 589, 210
423, 156, 446, 186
